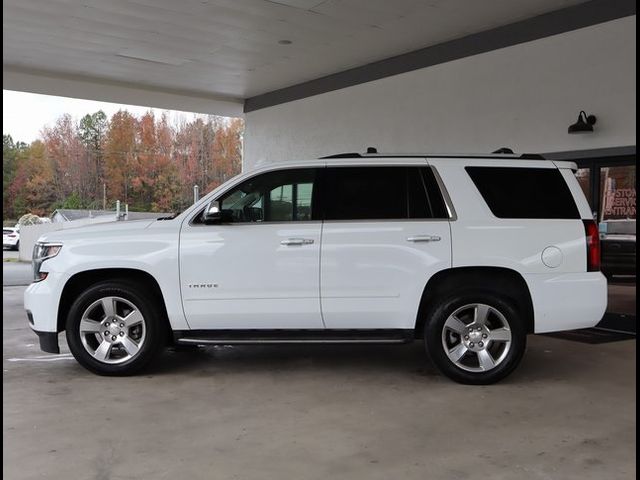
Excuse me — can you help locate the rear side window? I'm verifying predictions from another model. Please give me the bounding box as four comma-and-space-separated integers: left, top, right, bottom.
466, 167, 580, 219
323, 166, 449, 220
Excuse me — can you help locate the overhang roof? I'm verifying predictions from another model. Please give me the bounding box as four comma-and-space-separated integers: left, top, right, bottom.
2, 0, 635, 115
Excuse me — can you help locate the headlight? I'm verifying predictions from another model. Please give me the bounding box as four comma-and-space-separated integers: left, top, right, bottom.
32, 242, 63, 282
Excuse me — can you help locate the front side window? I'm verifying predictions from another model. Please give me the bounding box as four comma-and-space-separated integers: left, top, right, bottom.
218, 168, 317, 223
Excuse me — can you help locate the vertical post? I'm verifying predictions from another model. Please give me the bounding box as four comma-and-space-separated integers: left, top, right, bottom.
193, 185, 200, 204
116, 200, 121, 220
103, 183, 106, 210
125, 203, 129, 220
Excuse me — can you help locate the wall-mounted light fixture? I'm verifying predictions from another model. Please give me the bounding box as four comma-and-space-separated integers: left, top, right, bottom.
568, 111, 597, 134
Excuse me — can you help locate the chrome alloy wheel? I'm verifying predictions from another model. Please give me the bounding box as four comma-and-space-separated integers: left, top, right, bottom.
79, 296, 146, 364
441, 303, 512, 372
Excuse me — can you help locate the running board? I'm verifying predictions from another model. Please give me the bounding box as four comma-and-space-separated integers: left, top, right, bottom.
173, 329, 414, 345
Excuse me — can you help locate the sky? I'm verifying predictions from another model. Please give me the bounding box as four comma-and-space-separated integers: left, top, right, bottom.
3, 89, 211, 144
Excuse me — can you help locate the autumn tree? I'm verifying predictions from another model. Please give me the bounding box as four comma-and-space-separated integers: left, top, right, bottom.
42, 114, 88, 205
5, 109, 243, 217
3, 135, 28, 218
151, 113, 182, 211
208, 117, 243, 191
8, 141, 56, 217
104, 110, 137, 205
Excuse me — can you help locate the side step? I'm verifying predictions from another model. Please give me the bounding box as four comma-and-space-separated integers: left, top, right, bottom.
173, 329, 414, 345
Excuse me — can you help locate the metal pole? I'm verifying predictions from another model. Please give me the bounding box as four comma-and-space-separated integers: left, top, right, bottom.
125, 203, 129, 220
103, 183, 106, 210
193, 185, 200, 204
116, 200, 120, 220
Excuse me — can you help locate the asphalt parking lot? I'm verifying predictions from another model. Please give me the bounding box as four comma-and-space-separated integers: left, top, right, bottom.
2, 285, 636, 480
3, 251, 32, 287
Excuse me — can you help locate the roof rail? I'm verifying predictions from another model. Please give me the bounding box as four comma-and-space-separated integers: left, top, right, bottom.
319, 150, 545, 160
320, 152, 363, 159
492, 147, 544, 159
320, 146, 377, 158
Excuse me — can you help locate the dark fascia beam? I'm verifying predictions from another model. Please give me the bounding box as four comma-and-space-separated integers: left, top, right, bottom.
545, 145, 636, 160
244, 0, 636, 113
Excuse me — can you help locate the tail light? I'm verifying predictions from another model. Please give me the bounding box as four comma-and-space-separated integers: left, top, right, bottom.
583, 219, 601, 272
8, 234, 16, 237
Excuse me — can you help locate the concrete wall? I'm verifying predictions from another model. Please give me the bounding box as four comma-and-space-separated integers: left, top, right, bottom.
18, 217, 114, 262
244, 16, 636, 169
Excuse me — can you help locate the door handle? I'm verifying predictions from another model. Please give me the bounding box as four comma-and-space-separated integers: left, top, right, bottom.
407, 235, 441, 242
281, 238, 315, 246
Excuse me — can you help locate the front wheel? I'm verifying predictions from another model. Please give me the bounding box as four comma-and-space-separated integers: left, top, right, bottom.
65, 280, 167, 375
424, 293, 526, 384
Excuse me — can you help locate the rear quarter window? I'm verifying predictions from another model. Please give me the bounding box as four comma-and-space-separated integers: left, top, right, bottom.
466, 167, 580, 219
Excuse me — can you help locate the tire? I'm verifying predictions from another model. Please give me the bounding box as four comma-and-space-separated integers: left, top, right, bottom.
65, 279, 168, 375
423, 291, 526, 385
14, 241, 19, 251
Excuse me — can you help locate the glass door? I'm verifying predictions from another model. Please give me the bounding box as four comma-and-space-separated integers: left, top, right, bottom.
574, 156, 636, 331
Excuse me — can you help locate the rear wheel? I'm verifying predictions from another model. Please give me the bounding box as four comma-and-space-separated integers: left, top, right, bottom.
66, 280, 167, 375
424, 292, 526, 384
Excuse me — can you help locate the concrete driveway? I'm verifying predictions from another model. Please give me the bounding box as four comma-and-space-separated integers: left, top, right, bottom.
3, 285, 636, 480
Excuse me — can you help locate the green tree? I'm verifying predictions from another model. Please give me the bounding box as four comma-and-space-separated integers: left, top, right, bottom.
78, 110, 108, 199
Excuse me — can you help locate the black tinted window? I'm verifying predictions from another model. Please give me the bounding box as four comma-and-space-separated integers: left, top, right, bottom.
418, 168, 449, 219
323, 167, 448, 220
466, 167, 580, 219
219, 168, 317, 222
407, 168, 429, 218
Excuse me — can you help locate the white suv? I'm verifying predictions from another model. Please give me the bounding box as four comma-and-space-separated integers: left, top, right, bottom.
24, 153, 607, 384
3, 227, 20, 250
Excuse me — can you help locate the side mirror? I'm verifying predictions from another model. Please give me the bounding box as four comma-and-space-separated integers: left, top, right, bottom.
203, 201, 223, 224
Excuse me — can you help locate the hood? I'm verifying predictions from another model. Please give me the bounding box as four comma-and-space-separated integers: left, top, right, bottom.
37, 219, 156, 244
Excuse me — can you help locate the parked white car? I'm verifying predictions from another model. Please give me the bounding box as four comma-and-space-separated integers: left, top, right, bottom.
24, 152, 607, 384
3, 227, 20, 251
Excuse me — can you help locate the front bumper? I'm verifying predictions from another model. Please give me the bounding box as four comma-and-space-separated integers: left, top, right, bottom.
32, 328, 60, 354
24, 271, 70, 353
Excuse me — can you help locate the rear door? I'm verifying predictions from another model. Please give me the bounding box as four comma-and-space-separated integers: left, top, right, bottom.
319, 162, 452, 329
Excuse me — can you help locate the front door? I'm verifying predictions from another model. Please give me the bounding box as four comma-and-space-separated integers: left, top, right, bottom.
320, 164, 452, 329
180, 168, 324, 330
